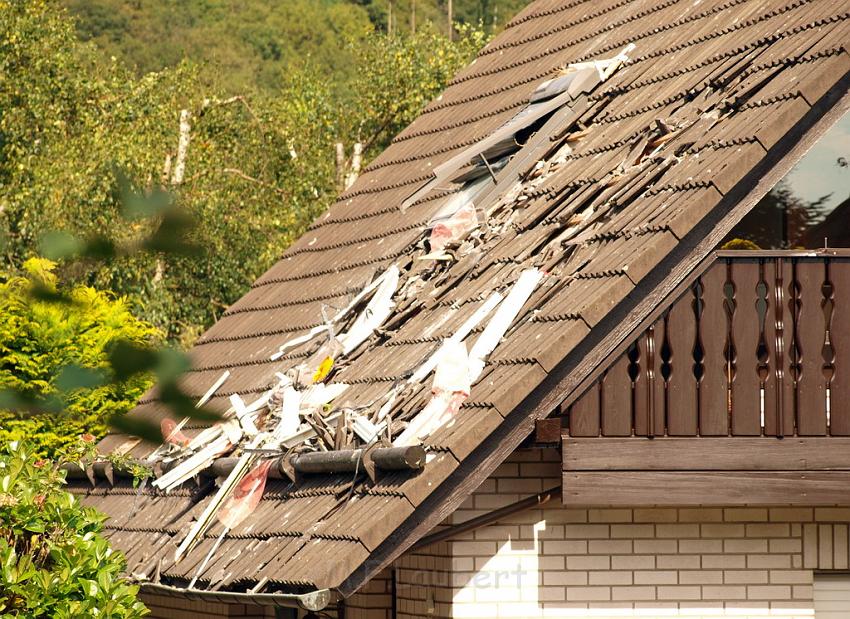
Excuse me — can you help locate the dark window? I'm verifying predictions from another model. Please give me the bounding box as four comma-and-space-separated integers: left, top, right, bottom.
726, 111, 850, 249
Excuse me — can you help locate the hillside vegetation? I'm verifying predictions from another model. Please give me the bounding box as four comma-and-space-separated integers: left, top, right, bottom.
62, 0, 528, 94
2, 0, 496, 344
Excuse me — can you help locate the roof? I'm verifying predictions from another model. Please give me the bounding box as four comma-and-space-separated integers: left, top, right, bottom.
70, 0, 850, 602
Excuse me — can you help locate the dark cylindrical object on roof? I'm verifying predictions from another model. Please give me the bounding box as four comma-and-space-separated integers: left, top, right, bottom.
68, 445, 429, 484
292, 449, 363, 474
291, 445, 426, 474
371, 445, 426, 470
60, 460, 115, 480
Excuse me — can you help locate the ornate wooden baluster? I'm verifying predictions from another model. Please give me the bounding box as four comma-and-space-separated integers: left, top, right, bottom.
822, 261, 835, 434
601, 354, 633, 437
667, 285, 699, 435
633, 320, 664, 437
831, 258, 850, 435
699, 262, 730, 436
789, 261, 802, 435
730, 260, 762, 436
756, 262, 770, 433
647, 324, 657, 438
795, 260, 828, 435
724, 262, 737, 435
764, 258, 789, 438
776, 260, 786, 437
628, 343, 640, 436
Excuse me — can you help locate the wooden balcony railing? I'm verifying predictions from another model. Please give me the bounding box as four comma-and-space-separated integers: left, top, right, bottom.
566, 250, 850, 438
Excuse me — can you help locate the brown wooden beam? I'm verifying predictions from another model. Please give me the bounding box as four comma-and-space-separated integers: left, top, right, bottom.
564, 437, 850, 471
563, 471, 850, 506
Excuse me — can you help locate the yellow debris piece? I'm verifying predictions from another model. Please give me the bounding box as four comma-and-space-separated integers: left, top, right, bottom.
312, 357, 334, 383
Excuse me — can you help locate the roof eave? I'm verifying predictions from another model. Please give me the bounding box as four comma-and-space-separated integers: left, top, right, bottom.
140, 582, 340, 611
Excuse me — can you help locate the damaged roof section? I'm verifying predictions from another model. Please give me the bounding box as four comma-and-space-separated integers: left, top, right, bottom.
69, 0, 850, 605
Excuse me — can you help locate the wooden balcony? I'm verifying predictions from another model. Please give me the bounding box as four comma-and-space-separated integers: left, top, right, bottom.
560, 249, 850, 506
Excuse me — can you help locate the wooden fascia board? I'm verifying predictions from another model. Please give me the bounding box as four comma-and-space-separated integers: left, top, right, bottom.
335, 72, 850, 599
563, 471, 850, 506
564, 437, 850, 471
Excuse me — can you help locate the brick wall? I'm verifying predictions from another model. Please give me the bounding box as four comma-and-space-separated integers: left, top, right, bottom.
139, 593, 274, 618
346, 568, 393, 619
395, 448, 850, 619
395, 539, 454, 618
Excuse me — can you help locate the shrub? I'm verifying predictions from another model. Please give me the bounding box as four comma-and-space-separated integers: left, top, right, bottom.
0, 440, 148, 617
0, 258, 158, 457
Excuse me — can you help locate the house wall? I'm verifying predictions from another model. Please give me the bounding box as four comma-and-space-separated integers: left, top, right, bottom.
346, 568, 394, 619
139, 593, 274, 618
392, 448, 850, 619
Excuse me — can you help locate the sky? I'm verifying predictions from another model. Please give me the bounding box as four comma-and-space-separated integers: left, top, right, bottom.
782, 109, 850, 215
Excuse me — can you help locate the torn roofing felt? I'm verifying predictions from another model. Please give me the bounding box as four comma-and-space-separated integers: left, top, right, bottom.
69, 0, 850, 600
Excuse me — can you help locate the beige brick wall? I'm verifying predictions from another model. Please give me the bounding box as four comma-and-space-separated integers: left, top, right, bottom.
139, 593, 274, 618
346, 568, 393, 619
394, 448, 850, 619
395, 540, 454, 618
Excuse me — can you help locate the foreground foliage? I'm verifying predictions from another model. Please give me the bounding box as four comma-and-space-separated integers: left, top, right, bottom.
0, 441, 148, 618
0, 259, 158, 457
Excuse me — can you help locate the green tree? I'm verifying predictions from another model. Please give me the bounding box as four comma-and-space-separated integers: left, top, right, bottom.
0, 441, 148, 618
1, 1, 486, 343
0, 258, 159, 457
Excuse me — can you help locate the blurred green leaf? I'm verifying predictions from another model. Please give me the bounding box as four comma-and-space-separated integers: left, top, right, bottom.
55, 365, 108, 392
80, 236, 117, 260
38, 231, 83, 261
108, 414, 161, 444
153, 347, 191, 383
142, 209, 202, 256
107, 340, 158, 382
120, 187, 173, 222
27, 283, 76, 306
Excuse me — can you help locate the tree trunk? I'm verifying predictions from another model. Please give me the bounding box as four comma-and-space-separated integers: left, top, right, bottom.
171, 109, 191, 185
345, 143, 362, 190
335, 142, 345, 191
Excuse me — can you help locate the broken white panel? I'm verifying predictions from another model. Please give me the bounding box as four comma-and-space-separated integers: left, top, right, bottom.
273, 383, 302, 439
378, 292, 503, 422
186, 423, 224, 451
270, 266, 397, 360
431, 340, 471, 394
468, 268, 543, 382
229, 395, 259, 436
394, 392, 467, 447
198, 370, 231, 407
338, 264, 399, 354
300, 383, 349, 409
175, 434, 263, 561
153, 434, 231, 492
351, 414, 381, 443
394, 341, 471, 446
219, 418, 243, 445
408, 291, 503, 385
